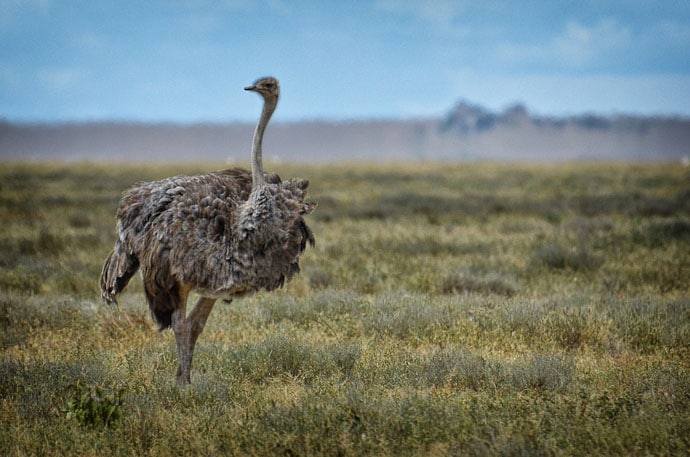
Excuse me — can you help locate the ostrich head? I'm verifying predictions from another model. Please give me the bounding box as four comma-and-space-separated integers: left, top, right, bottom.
244, 76, 280, 102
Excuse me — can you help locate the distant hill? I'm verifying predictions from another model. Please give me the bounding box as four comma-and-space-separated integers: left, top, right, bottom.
1, 101, 689, 162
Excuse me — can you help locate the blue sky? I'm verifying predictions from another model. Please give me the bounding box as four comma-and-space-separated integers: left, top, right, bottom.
1, 0, 690, 122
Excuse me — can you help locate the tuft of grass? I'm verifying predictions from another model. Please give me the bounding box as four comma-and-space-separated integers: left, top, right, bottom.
421, 347, 505, 390
438, 269, 518, 296
529, 240, 604, 271
224, 334, 361, 383
608, 296, 690, 350
306, 265, 333, 289
632, 217, 690, 248
409, 348, 574, 392
364, 294, 456, 339
252, 289, 366, 327
0, 294, 94, 349
509, 353, 575, 392
0, 267, 43, 293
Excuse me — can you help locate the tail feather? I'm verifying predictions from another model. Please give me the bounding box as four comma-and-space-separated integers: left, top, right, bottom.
298, 218, 315, 251
143, 282, 180, 331
142, 258, 179, 331
100, 240, 139, 304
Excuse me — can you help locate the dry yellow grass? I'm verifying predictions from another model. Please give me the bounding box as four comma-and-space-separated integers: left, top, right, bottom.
1, 161, 689, 456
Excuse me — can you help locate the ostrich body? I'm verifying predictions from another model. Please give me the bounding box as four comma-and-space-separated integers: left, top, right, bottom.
100, 77, 315, 384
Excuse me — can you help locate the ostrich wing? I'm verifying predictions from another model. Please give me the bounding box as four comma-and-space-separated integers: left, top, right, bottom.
116, 167, 314, 301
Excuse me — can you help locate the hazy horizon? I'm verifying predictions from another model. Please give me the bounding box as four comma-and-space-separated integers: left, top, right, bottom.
3, 101, 689, 163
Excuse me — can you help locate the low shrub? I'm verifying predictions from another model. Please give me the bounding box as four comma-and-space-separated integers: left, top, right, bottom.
64, 381, 125, 428
530, 241, 604, 271
438, 270, 518, 296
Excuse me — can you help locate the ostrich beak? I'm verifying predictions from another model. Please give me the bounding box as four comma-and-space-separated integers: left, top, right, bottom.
244, 85, 256, 91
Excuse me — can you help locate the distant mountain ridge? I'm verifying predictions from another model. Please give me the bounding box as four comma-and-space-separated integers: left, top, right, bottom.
1, 101, 689, 162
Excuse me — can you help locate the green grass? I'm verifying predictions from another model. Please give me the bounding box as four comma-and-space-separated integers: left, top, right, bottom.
1, 161, 689, 456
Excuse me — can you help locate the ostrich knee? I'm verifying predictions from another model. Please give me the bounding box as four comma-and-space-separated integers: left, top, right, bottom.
171, 297, 216, 385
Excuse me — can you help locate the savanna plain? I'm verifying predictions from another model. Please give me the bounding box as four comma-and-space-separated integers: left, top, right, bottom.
1, 161, 689, 456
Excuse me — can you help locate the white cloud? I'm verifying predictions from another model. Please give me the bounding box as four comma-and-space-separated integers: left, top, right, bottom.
497, 19, 631, 68
554, 19, 630, 66
70, 31, 109, 52
36, 68, 81, 91
374, 0, 469, 29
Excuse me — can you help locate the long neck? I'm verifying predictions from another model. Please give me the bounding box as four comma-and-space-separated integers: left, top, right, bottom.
251, 95, 277, 187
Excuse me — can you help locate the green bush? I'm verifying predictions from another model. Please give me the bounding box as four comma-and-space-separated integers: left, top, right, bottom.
64, 381, 125, 428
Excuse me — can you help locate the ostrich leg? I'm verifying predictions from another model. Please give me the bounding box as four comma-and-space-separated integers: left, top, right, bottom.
172, 296, 217, 385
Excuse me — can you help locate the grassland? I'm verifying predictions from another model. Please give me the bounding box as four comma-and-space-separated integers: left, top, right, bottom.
1, 161, 689, 456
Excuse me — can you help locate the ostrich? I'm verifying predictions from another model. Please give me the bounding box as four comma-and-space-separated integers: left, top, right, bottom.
100, 77, 315, 385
